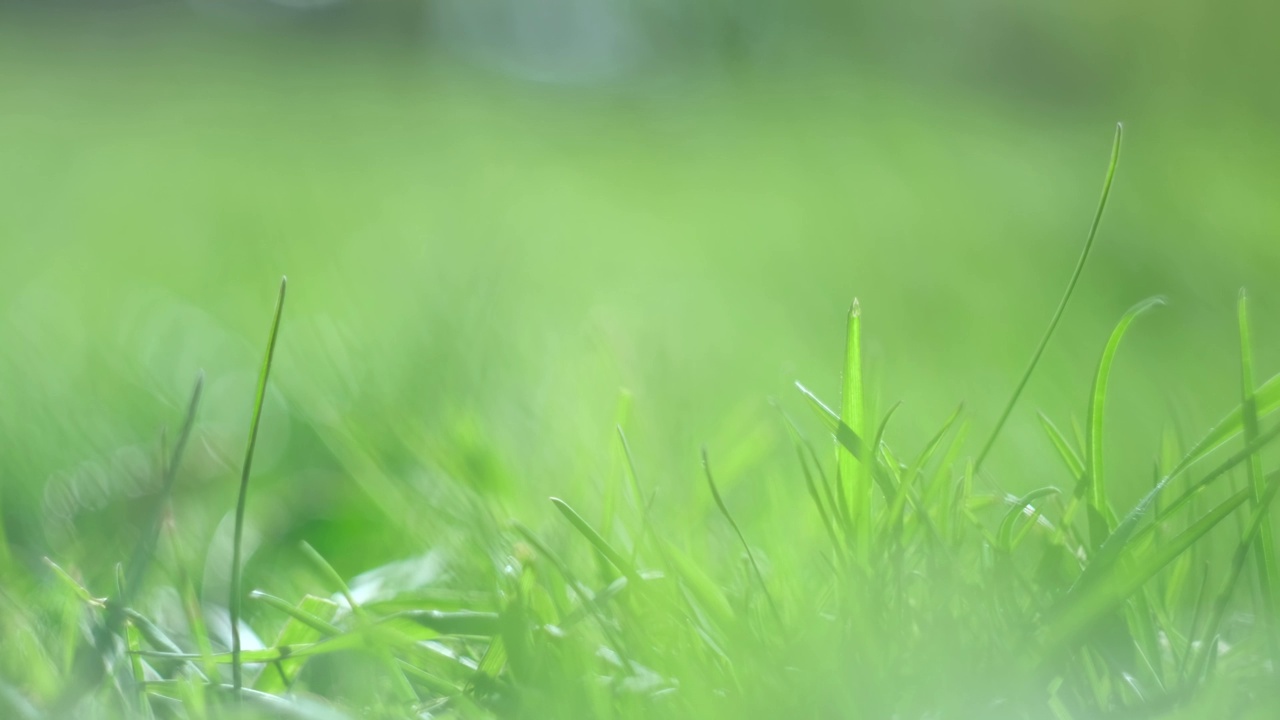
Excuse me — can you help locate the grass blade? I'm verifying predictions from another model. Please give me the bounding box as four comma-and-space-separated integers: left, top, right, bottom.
122, 373, 205, 603
885, 403, 962, 539
1079, 417, 1280, 592
1237, 289, 1279, 659
777, 405, 842, 551
1189, 464, 1280, 681
998, 487, 1060, 553
550, 497, 638, 581
52, 372, 205, 714
839, 300, 870, 551
796, 380, 869, 457
702, 447, 782, 625
975, 123, 1124, 471
231, 276, 287, 696
1039, 485, 1254, 658
250, 592, 341, 636
1039, 412, 1085, 482
297, 542, 419, 705
391, 610, 501, 636
798, 381, 946, 550
1084, 296, 1166, 549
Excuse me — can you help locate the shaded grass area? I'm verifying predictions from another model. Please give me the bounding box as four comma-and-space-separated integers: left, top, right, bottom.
4, 24, 1280, 720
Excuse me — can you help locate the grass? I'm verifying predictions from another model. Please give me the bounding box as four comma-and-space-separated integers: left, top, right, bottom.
5, 119, 1280, 719
5, 19, 1280, 720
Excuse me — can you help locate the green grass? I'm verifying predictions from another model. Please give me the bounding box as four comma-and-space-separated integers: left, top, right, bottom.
5, 20, 1280, 720
9, 148, 1280, 716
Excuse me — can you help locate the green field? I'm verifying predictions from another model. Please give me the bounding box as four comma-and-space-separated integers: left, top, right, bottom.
3, 13, 1280, 719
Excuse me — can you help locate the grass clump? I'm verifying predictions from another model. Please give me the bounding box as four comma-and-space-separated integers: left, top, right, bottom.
5, 127, 1280, 719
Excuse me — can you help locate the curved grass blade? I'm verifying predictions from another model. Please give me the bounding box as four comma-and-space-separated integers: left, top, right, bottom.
1084, 296, 1166, 549
975, 123, 1124, 471
231, 276, 287, 696
1174, 371, 1280, 474
869, 401, 903, 500
702, 447, 782, 625
297, 542, 419, 704
298, 541, 362, 617
998, 487, 1061, 553
885, 403, 962, 539
910, 403, 965, 491
1038, 486, 1253, 658
1038, 412, 1088, 550
1078, 417, 1280, 592
776, 405, 842, 551
252, 594, 340, 694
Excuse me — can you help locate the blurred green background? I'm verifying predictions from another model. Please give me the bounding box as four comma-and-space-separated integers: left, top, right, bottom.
1, 0, 1279, 602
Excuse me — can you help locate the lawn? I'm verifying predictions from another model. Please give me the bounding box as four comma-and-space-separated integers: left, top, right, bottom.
3, 15, 1280, 719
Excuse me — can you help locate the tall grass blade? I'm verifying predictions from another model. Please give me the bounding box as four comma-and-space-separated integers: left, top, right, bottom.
975, 123, 1124, 471
839, 300, 871, 552
1237, 289, 1279, 659
231, 276, 287, 696
1085, 296, 1166, 549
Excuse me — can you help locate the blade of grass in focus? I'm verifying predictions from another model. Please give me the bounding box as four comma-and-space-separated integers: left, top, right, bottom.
975, 123, 1125, 471
230, 277, 287, 697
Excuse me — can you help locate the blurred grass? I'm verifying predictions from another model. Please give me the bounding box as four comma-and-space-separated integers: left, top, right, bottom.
2, 12, 1280, 716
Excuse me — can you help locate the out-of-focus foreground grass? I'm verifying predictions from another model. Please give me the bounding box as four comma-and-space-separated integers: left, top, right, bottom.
2, 7, 1280, 718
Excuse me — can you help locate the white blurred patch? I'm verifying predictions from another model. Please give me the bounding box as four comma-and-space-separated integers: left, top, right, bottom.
347, 550, 446, 606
